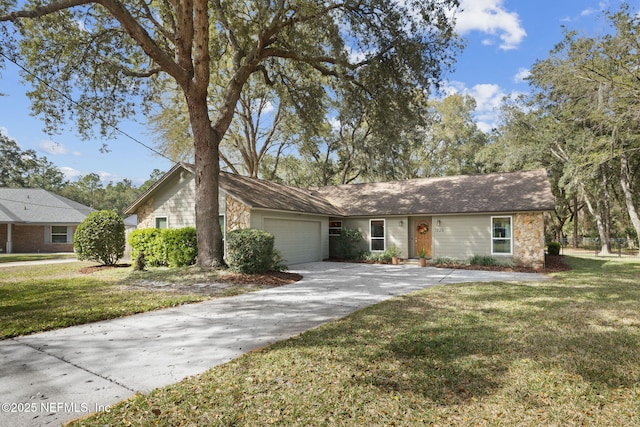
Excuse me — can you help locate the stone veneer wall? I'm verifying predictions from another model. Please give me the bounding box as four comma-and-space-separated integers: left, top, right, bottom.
137, 197, 155, 229
513, 212, 546, 270
225, 195, 251, 232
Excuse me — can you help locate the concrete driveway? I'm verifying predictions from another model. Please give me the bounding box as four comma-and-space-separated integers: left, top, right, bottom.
0, 261, 548, 426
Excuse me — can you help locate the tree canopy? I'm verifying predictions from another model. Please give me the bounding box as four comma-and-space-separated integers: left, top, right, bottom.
1, 0, 462, 267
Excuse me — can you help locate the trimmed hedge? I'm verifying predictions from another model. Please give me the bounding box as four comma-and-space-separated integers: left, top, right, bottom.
226, 228, 282, 274
547, 241, 562, 256
164, 227, 198, 268
74, 210, 125, 265
129, 227, 197, 268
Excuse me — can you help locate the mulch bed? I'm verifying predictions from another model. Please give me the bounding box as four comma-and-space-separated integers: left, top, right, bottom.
330, 254, 571, 273
433, 254, 571, 273
79, 263, 131, 274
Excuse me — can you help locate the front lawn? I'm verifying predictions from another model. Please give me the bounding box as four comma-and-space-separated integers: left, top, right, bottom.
0, 262, 295, 339
0, 253, 77, 263
70, 255, 640, 426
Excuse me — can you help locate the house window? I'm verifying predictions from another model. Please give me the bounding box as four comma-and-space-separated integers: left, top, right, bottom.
51, 226, 68, 243
370, 219, 385, 251
155, 217, 168, 229
491, 216, 512, 255
329, 221, 342, 236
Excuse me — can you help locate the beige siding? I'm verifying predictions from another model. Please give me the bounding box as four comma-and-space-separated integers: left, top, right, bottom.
432, 215, 493, 260
147, 173, 226, 229
386, 217, 409, 256
336, 217, 409, 256
432, 214, 522, 261
151, 171, 196, 228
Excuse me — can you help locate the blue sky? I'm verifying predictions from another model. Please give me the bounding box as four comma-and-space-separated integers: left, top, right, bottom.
0, 0, 632, 185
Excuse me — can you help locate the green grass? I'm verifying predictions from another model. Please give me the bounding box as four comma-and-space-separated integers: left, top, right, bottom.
0, 253, 77, 263
70, 255, 640, 426
0, 262, 271, 339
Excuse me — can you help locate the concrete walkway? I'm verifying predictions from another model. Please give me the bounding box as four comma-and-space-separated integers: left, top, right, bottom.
0, 262, 549, 426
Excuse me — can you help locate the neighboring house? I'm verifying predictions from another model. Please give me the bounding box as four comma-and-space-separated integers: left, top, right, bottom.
0, 188, 93, 254
125, 163, 555, 269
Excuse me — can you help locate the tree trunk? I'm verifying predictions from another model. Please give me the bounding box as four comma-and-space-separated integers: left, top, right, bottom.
187, 92, 224, 268
601, 168, 613, 254
620, 152, 640, 256
582, 185, 611, 255
573, 193, 579, 248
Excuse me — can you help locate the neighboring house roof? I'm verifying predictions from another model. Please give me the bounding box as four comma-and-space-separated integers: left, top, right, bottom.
311, 169, 555, 216
124, 163, 555, 218
0, 188, 93, 224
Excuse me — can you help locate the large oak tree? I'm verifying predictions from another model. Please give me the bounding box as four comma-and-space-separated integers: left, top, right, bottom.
1, 0, 460, 267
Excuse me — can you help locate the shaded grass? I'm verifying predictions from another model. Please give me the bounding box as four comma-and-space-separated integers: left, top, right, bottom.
0, 263, 275, 339
71, 255, 640, 426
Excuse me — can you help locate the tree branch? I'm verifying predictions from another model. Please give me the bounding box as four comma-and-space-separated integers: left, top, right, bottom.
0, 0, 92, 21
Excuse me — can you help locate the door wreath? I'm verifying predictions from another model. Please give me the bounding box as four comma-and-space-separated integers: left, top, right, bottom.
417, 222, 429, 234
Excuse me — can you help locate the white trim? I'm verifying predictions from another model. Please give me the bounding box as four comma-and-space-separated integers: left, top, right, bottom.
50, 225, 69, 244
369, 219, 386, 252
491, 215, 513, 255
6, 223, 12, 253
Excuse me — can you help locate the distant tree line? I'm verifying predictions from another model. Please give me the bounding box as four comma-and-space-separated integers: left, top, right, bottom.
482, 5, 640, 254
0, 132, 163, 215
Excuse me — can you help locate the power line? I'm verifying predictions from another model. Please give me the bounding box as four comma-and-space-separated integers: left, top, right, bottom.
0, 51, 178, 164
0, 196, 88, 211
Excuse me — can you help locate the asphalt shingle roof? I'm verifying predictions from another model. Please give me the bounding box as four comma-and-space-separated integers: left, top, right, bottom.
219, 172, 344, 216
124, 164, 555, 218
0, 188, 93, 224
311, 169, 555, 216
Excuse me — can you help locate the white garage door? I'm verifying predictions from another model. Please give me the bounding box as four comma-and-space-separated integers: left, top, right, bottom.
264, 219, 322, 265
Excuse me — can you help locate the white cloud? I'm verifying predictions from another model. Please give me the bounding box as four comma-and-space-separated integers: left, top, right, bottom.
59, 167, 82, 180
455, 0, 526, 50
514, 67, 531, 83
441, 81, 524, 132
39, 140, 81, 156
98, 171, 121, 183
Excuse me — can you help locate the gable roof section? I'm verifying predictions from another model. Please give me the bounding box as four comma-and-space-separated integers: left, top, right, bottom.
311, 169, 555, 216
125, 164, 554, 218
0, 188, 93, 224
219, 172, 344, 216
124, 163, 344, 217
124, 162, 186, 215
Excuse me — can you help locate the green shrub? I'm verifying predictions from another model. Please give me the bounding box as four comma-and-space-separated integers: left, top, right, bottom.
469, 255, 500, 267
433, 256, 465, 266
164, 227, 198, 267
226, 228, 284, 274
336, 227, 364, 259
128, 227, 198, 268
129, 228, 166, 267
362, 251, 385, 263
547, 241, 562, 256
74, 210, 125, 265
469, 255, 513, 267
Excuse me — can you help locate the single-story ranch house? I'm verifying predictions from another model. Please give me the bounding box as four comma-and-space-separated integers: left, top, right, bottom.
125, 163, 555, 269
0, 188, 93, 253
